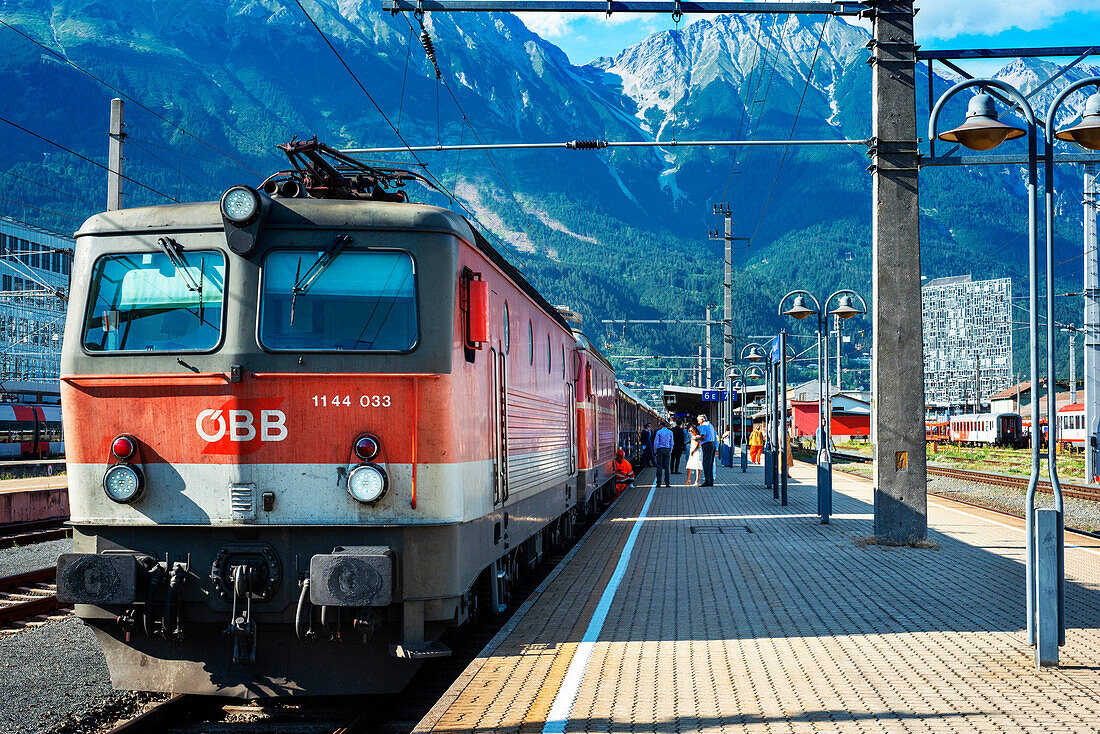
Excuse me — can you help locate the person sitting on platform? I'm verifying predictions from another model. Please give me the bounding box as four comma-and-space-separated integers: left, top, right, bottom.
612, 449, 635, 498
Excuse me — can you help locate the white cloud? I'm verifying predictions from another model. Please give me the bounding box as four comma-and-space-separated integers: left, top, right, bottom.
519, 12, 664, 39
915, 0, 1089, 40
521, 12, 575, 38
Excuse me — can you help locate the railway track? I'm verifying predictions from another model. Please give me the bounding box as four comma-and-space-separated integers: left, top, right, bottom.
0, 567, 65, 629
830, 450, 1100, 503
925, 465, 1100, 503
0, 517, 70, 548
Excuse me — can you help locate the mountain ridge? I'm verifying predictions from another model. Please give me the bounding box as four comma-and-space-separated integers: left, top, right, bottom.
0, 0, 1093, 385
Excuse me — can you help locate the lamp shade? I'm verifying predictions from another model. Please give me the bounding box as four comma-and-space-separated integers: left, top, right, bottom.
829, 294, 863, 319
745, 346, 766, 363
939, 92, 1026, 152
1054, 91, 1100, 151
782, 294, 816, 320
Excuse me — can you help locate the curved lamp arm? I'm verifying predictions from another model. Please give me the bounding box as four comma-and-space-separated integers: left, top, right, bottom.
825, 288, 869, 316
740, 341, 765, 361
928, 77, 1038, 143
777, 288, 821, 317
1045, 76, 1100, 146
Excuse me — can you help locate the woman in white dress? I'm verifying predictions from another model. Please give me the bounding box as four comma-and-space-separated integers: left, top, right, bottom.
685, 425, 703, 486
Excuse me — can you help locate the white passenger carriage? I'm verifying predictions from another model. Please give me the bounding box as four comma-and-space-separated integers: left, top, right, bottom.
948, 412, 1024, 448
1056, 403, 1086, 452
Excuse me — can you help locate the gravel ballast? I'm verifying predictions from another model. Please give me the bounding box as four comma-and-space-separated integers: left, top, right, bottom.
0, 538, 70, 578
0, 617, 119, 733
928, 475, 1100, 533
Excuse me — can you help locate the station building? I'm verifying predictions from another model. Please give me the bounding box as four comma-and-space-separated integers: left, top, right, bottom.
786, 380, 871, 440
0, 217, 73, 383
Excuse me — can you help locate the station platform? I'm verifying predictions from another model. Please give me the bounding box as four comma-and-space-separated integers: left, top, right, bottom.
415, 459, 1100, 733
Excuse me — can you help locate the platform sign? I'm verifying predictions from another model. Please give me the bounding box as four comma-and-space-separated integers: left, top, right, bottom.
702, 390, 728, 402
770, 336, 781, 364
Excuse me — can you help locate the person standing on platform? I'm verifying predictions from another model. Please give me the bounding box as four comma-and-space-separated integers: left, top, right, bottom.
671, 420, 686, 474
640, 423, 653, 468
697, 414, 717, 486
653, 422, 673, 487
684, 425, 703, 485
749, 424, 764, 464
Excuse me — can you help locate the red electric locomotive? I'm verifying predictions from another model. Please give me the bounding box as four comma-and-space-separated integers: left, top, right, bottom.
56, 141, 633, 697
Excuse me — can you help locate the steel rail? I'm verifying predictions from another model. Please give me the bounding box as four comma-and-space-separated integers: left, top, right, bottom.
0, 519, 69, 549
0, 567, 61, 626
344, 138, 870, 155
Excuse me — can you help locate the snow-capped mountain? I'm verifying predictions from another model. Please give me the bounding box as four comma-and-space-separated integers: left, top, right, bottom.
0, 0, 1091, 368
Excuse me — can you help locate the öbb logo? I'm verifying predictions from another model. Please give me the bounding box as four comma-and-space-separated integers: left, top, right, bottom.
196, 398, 287, 455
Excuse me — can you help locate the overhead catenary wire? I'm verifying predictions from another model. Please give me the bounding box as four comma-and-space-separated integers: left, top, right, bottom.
0, 115, 178, 202
126, 138, 221, 196
0, 196, 83, 222
344, 137, 867, 154
0, 18, 260, 177
747, 16, 830, 247
398, 12, 569, 293
721, 15, 774, 200
0, 169, 99, 208
287, 0, 546, 288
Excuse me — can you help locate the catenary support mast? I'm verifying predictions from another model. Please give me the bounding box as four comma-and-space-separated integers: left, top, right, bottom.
107, 98, 124, 211
1086, 165, 1099, 482
871, 0, 927, 541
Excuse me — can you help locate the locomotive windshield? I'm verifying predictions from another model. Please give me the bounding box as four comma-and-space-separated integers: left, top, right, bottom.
82, 251, 225, 352
259, 249, 418, 352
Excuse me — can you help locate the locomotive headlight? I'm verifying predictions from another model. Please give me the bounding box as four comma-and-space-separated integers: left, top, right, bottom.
103, 463, 144, 504
347, 463, 387, 504
220, 185, 260, 224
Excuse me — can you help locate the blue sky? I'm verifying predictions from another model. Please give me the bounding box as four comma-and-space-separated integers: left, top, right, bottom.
519, 2, 1100, 68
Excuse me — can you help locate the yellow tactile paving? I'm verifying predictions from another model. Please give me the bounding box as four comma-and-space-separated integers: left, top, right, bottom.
416, 461, 1100, 733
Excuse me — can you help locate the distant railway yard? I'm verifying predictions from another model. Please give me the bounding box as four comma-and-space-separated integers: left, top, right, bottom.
828, 443, 1100, 533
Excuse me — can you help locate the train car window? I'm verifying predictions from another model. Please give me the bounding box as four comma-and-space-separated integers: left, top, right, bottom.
260, 250, 417, 352
547, 335, 552, 374
561, 345, 565, 380
528, 320, 533, 366
82, 250, 226, 353
503, 302, 510, 354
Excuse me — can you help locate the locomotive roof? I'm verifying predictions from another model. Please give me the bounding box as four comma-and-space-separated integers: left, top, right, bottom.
75, 196, 574, 336
75, 197, 475, 237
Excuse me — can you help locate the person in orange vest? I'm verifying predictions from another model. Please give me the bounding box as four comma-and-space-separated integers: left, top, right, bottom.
612, 449, 635, 498
748, 424, 765, 464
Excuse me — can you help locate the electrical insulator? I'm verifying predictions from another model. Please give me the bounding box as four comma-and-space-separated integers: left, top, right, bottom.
566, 139, 609, 150
420, 31, 442, 79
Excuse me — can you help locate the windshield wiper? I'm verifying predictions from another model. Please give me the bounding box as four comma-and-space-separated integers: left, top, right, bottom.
157, 237, 202, 293
290, 233, 352, 325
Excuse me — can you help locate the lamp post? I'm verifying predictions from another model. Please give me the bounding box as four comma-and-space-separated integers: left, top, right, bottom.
1046, 79, 1100, 658
742, 343, 768, 485
929, 77, 1100, 667
724, 364, 764, 471
779, 289, 868, 523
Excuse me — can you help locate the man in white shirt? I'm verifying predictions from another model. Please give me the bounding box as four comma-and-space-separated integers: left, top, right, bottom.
696, 414, 717, 486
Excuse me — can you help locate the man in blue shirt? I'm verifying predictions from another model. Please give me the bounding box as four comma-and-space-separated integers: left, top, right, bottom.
652, 423, 674, 487
696, 414, 717, 486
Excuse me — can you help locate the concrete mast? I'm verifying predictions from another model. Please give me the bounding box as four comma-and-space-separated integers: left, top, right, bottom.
871, 0, 927, 541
